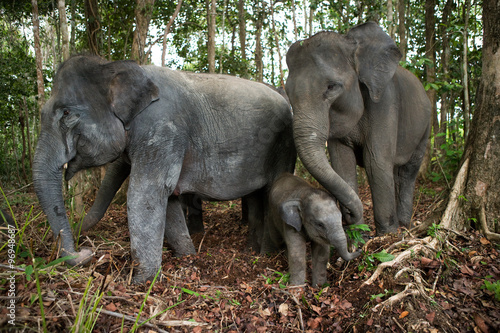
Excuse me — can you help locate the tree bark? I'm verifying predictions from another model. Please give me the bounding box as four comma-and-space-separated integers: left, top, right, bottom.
458, 0, 500, 237
207, 0, 216, 73
238, 0, 248, 77
398, 0, 407, 62
419, 0, 439, 177
84, 0, 100, 55
387, 0, 396, 39
270, 0, 284, 87
162, 0, 183, 67
31, 0, 45, 119
462, 0, 471, 139
131, 0, 155, 64
437, 0, 453, 152
58, 0, 70, 61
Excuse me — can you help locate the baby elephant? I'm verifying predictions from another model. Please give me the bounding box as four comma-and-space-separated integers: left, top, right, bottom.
263, 173, 362, 286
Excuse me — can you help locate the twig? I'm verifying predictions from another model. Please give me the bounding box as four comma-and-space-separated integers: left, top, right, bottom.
432, 262, 443, 294
392, 316, 406, 332
272, 287, 305, 332
0, 264, 25, 271
100, 308, 206, 328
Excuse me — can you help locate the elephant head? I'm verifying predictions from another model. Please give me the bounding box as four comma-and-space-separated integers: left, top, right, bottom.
279, 191, 361, 261
33, 56, 158, 265
285, 22, 402, 224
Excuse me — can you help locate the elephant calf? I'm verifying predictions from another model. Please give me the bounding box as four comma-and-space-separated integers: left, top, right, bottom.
262, 173, 361, 286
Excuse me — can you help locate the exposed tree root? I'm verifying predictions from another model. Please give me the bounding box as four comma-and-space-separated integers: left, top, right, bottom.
479, 201, 500, 243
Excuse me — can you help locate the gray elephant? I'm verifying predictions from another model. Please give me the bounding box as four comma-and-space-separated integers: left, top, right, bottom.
285, 22, 431, 234
33, 55, 296, 283
262, 173, 361, 286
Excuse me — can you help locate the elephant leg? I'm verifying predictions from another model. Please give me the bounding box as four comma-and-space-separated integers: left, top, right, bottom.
364, 153, 398, 235
180, 194, 204, 234
311, 242, 330, 286
285, 230, 307, 285
395, 141, 427, 229
164, 196, 196, 257
78, 157, 131, 232
244, 189, 265, 252
328, 139, 360, 224
127, 174, 171, 283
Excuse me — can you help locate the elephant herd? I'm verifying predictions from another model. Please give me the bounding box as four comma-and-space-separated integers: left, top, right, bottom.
32, 22, 430, 285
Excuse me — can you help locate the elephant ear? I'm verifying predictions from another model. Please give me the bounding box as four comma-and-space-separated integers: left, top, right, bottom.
347, 21, 402, 103
279, 200, 302, 232
104, 60, 159, 129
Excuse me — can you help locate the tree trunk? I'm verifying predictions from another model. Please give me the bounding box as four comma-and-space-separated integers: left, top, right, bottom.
84, 0, 100, 55
437, 0, 453, 153
31, 0, 45, 119
58, 0, 70, 61
131, 0, 155, 64
457, 0, 500, 237
462, 0, 471, 139
238, 0, 248, 78
397, 0, 407, 62
270, 0, 284, 87
207, 0, 216, 73
161, 0, 183, 67
424, 0, 437, 171
291, 0, 298, 39
70, 0, 76, 54
255, 18, 263, 82
219, 0, 228, 73
387, 0, 395, 39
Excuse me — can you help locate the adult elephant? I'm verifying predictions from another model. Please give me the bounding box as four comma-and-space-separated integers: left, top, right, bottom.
285, 22, 430, 234
33, 55, 296, 283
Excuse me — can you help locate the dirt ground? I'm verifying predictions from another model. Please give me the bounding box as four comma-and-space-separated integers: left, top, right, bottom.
0, 178, 499, 332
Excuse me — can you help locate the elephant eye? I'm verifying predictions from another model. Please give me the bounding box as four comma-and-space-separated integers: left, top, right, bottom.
62, 109, 70, 116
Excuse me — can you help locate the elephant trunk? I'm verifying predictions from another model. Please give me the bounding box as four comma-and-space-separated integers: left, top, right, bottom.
327, 229, 362, 261
292, 104, 363, 225
33, 135, 92, 266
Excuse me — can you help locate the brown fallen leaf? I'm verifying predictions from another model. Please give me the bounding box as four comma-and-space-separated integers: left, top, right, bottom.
399, 311, 409, 319
473, 313, 490, 333
480, 238, 490, 245
426, 311, 435, 323
105, 302, 117, 312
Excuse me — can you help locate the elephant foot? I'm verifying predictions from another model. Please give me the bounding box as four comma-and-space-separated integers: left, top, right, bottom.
132, 265, 161, 284
63, 247, 93, 266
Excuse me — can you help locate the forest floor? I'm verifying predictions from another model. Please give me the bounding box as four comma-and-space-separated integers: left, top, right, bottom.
0, 177, 499, 332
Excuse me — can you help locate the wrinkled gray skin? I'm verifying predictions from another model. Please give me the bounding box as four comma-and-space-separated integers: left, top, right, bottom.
262, 173, 361, 286
286, 22, 431, 234
33, 56, 296, 283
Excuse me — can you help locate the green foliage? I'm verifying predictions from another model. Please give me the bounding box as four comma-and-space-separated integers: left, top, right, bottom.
262, 270, 290, 288
346, 224, 370, 248
481, 278, 500, 301
71, 277, 103, 333
358, 250, 395, 272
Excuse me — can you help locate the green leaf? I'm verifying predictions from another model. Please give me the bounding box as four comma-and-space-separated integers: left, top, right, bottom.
373, 250, 395, 263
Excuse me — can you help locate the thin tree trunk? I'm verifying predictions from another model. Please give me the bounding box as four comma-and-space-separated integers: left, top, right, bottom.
131, 0, 155, 64
270, 0, 284, 87
219, 0, 228, 73
387, 0, 395, 39
70, 0, 76, 54
291, 0, 298, 39
207, 0, 216, 73
425, 0, 437, 153
58, 0, 70, 61
84, 0, 100, 55
462, 0, 471, 139
31, 0, 45, 119
238, 0, 248, 77
437, 0, 453, 152
398, 0, 407, 62
161, 0, 183, 67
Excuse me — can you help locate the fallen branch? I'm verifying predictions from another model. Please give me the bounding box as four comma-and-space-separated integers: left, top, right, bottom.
100, 308, 207, 329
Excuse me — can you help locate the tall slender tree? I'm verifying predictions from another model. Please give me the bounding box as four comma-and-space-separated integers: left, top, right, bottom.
161, 0, 183, 67
131, 0, 156, 64
207, 0, 216, 73
84, 0, 100, 55
58, 0, 70, 61
31, 0, 45, 119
